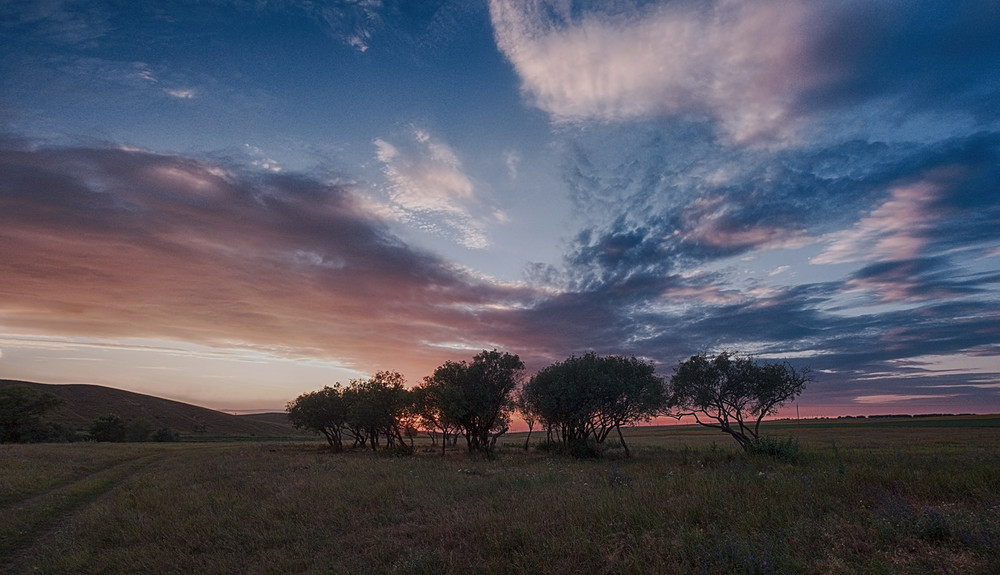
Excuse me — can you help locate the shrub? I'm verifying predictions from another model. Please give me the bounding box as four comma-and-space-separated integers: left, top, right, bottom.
89, 414, 127, 442
152, 427, 181, 442
126, 417, 154, 442
747, 436, 800, 463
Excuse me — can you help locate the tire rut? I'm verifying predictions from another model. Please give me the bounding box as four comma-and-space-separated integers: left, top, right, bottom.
0, 452, 165, 570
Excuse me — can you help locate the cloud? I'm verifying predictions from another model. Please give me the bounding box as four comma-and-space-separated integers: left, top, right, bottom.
0, 140, 536, 380
376, 129, 474, 212
504, 150, 521, 179
531, 124, 1000, 399
375, 128, 500, 249
492, 1, 1000, 145
678, 194, 809, 252
244, 144, 282, 173
490, 0, 820, 142
853, 394, 958, 404
814, 176, 945, 265
165, 88, 196, 99
1, 136, 998, 413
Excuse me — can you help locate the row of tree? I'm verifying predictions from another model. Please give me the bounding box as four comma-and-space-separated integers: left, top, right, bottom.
287, 350, 810, 457
287, 350, 525, 455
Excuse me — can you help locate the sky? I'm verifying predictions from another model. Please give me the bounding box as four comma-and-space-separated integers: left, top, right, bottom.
1, 0, 999, 416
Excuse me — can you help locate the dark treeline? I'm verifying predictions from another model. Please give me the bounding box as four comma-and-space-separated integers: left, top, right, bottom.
287, 350, 524, 456
287, 349, 810, 457
0, 350, 809, 454
0, 384, 181, 443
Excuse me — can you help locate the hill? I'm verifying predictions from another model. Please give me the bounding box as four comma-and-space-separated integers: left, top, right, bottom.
0, 379, 307, 439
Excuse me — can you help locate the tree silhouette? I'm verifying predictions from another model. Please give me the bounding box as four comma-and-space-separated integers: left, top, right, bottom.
287, 372, 414, 453
521, 353, 665, 457
668, 352, 810, 451
286, 385, 349, 451
424, 350, 524, 454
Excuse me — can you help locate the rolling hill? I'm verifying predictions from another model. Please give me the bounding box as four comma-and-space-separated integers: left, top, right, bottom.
0, 379, 308, 438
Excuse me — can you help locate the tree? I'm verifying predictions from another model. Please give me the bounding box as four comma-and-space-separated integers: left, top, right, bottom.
514, 389, 538, 451
126, 417, 154, 442
344, 371, 412, 453
286, 385, 349, 451
591, 354, 666, 457
667, 352, 810, 451
520, 353, 665, 457
287, 372, 414, 454
411, 381, 461, 455
90, 414, 128, 442
0, 385, 65, 443
424, 350, 524, 454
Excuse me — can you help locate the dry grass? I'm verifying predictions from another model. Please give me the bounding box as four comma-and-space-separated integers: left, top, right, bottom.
2, 417, 998, 574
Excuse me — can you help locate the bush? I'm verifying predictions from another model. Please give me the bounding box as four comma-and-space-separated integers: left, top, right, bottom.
89, 414, 127, 442
152, 427, 181, 442
45, 421, 83, 442
747, 436, 800, 463
126, 417, 154, 442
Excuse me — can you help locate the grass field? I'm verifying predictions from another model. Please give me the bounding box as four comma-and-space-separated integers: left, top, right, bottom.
2, 417, 998, 574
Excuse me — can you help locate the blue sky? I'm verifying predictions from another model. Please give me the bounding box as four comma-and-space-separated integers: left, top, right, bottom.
1, 0, 998, 415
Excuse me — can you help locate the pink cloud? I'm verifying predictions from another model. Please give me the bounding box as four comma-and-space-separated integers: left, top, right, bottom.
490, 0, 822, 142
679, 194, 807, 251
0, 144, 538, 382
813, 179, 943, 265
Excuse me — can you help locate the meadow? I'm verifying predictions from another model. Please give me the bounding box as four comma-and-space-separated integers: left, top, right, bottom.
2, 417, 998, 574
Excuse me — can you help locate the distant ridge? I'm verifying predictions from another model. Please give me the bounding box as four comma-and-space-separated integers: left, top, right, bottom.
0, 379, 308, 438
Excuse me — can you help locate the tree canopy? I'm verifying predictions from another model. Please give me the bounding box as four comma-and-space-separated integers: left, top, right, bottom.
287, 384, 350, 451
667, 351, 810, 450
343, 370, 411, 452
520, 352, 665, 457
0, 384, 65, 443
422, 349, 524, 454
89, 413, 128, 442
287, 372, 414, 453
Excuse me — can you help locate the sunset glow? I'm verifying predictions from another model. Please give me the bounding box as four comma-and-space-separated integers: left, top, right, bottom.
2, 1, 998, 415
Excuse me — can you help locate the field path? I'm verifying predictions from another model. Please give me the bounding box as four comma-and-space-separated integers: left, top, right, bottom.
0, 452, 164, 572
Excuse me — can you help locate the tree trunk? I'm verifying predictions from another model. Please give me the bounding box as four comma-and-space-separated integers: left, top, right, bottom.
616, 425, 631, 458
730, 430, 753, 451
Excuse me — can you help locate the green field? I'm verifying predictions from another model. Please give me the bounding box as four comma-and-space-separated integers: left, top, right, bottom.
2, 417, 998, 574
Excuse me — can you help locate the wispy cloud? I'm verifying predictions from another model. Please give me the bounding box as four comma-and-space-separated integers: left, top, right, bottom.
490, 0, 820, 142
813, 176, 945, 265
853, 394, 958, 404
492, 0, 1000, 146
375, 128, 502, 249
165, 88, 196, 99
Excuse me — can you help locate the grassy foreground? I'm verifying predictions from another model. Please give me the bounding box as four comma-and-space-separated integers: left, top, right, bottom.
2, 418, 998, 574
